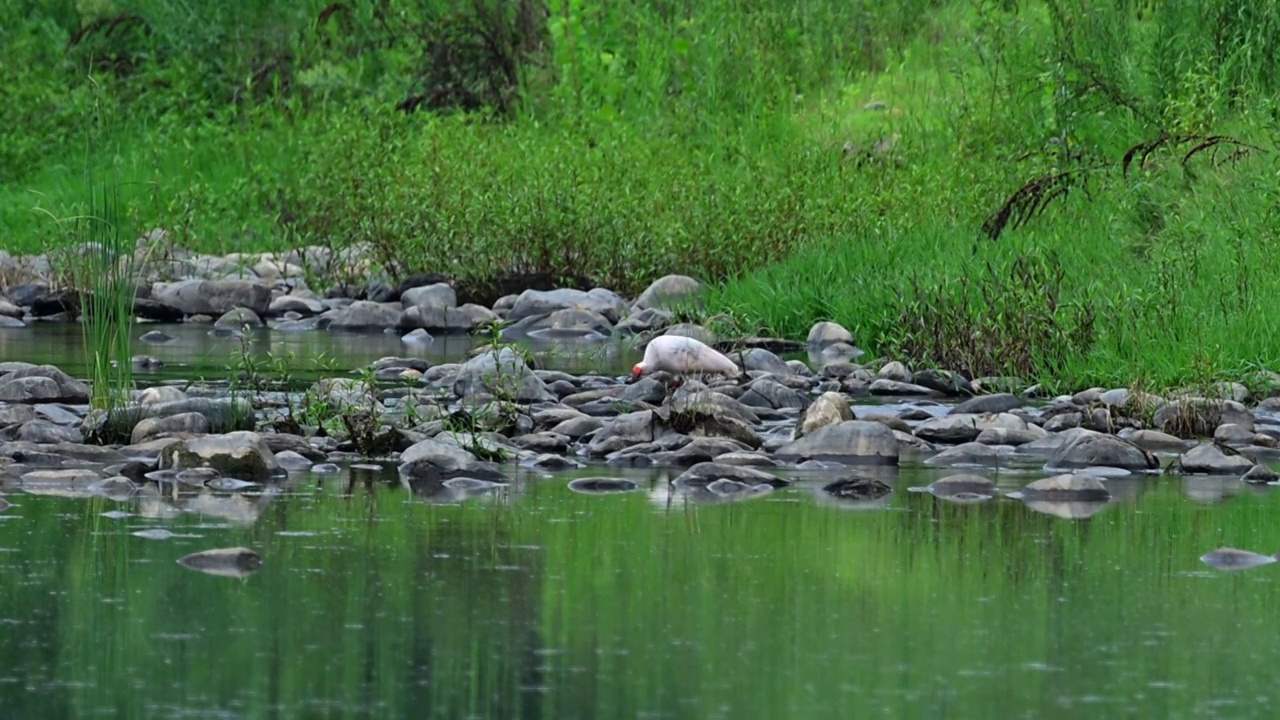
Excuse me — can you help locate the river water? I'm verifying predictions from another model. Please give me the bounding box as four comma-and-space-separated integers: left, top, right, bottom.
2, 324, 1280, 718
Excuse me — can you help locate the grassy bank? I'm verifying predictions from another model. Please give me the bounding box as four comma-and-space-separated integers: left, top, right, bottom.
4, 1, 1280, 391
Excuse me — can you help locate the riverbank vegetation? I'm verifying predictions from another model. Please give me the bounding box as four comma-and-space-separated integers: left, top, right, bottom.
4, 1, 1280, 391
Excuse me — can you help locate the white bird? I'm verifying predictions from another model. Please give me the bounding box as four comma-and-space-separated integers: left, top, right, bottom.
631, 335, 741, 381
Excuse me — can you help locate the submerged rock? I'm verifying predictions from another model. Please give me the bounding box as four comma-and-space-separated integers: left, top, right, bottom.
177, 547, 263, 578
568, 477, 639, 494
822, 477, 892, 501
1200, 547, 1278, 572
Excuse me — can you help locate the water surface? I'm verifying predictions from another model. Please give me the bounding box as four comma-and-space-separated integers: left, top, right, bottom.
2, 467, 1279, 719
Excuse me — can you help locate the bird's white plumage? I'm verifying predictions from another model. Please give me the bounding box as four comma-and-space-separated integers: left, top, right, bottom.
634, 335, 739, 377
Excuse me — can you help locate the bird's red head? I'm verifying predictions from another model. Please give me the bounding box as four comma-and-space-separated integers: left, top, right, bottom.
631, 363, 645, 379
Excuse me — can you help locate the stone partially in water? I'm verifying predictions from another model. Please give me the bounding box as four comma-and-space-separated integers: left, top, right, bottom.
1200, 548, 1278, 572
1018, 474, 1112, 502
177, 547, 263, 578
774, 421, 899, 465
0, 365, 90, 404
1242, 464, 1280, 485
788, 389, 849, 440
206, 477, 260, 492
672, 462, 788, 489
1175, 443, 1256, 475
0, 497, 10, 512
822, 477, 892, 501
159, 431, 279, 481
567, 478, 639, 494
926, 474, 996, 499
1044, 431, 1158, 473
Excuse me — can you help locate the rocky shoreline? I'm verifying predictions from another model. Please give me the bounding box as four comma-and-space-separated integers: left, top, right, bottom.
3, 245, 1280, 517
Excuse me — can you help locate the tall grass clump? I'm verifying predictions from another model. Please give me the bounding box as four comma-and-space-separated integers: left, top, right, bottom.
65, 178, 136, 411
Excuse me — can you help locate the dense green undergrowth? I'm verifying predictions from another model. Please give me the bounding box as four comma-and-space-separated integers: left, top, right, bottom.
4, 1, 1280, 390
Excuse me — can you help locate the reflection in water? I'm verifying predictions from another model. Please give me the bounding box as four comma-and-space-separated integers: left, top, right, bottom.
2, 468, 1280, 718
0, 322, 640, 384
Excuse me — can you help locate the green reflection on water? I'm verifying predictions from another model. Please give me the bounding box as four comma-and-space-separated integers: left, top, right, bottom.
1, 473, 1279, 719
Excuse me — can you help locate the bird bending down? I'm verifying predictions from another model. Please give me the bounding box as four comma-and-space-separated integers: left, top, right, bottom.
631, 335, 742, 384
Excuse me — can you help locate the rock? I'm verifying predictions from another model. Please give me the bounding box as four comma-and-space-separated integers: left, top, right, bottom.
324, 300, 402, 330
774, 421, 899, 465
137, 386, 187, 406
516, 308, 614, 340
1176, 443, 1257, 475
1213, 423, 1255, 446
739, 348, 791, 376
877, 361, 911, 382
927, 474, 996, 498
661, 398, 762, 449
401, 328, 435, 346
213, 306, 264, 329
615, 308, 673, 335
151, 279, 271, 315
159, 431, 279, 481
399, 303, 497, 332
974, 426, 1047, 446
1045, 431, 1158, 472
268, 295, 326, 316
17, 420, 83, 444
401, 282, 457, 309
1019, 474, 1112, 501
634, 275, 702, 311
453, 347, 553, 402
1200, 548, 1278, 572
869, 379, 941, 396
139, 330, 175, 345
508, 288, 629, 324
794, 391, 852, 439
568, 477, 639, 494
20, 468, 101, 497
1043, 412, 1082, 432
951, 393, 1021, 415
671, 461, 785, 489
821, 477, 892, 500
923, 442, 1011, 466
662, 323, 716, 345
738, 378, 807, 410
1154, 398, 1254, 437
130, 412, 210, 444
914, 413, 1026, 444
586, 411, 664, 456
805, 321, 854, 346
273, 450, 314, 471
0, 298, 23, 318
520, 453, 585, 470
1124, 429, 1189, 452
177, 547, 262, 578
0, 315, 25, 328
653, 436, 754, 467
1242, 464, 1279, 484
397, 438, 508, 489
911, 369, 974, 396
0, 404, 37, 427
0, 365, 90, 404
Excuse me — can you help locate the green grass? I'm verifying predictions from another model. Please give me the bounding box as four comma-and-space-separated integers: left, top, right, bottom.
5, 1, 1280, 391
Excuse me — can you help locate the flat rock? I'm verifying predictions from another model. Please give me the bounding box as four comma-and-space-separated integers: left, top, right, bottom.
151, 279, 271, 315
774, 420, 898, 465
1019, 473, 1112, 502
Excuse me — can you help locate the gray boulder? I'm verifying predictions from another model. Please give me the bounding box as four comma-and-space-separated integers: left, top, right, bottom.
151, 279, 271, 315
671, 461, 783, 489
1045, 430, 1158, 472
507, 288, 629, 324
158, 431, 279, 481
324, 300, 402, 330
1019, 474, 1112, 501
794, 391, 852, 439
1176, 443, 1257, 475
397, 438, 508, 488
774, 420, 898, 465
0, 365, 90, 404
634, 275, 702, 311
453, 347, 553, 402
